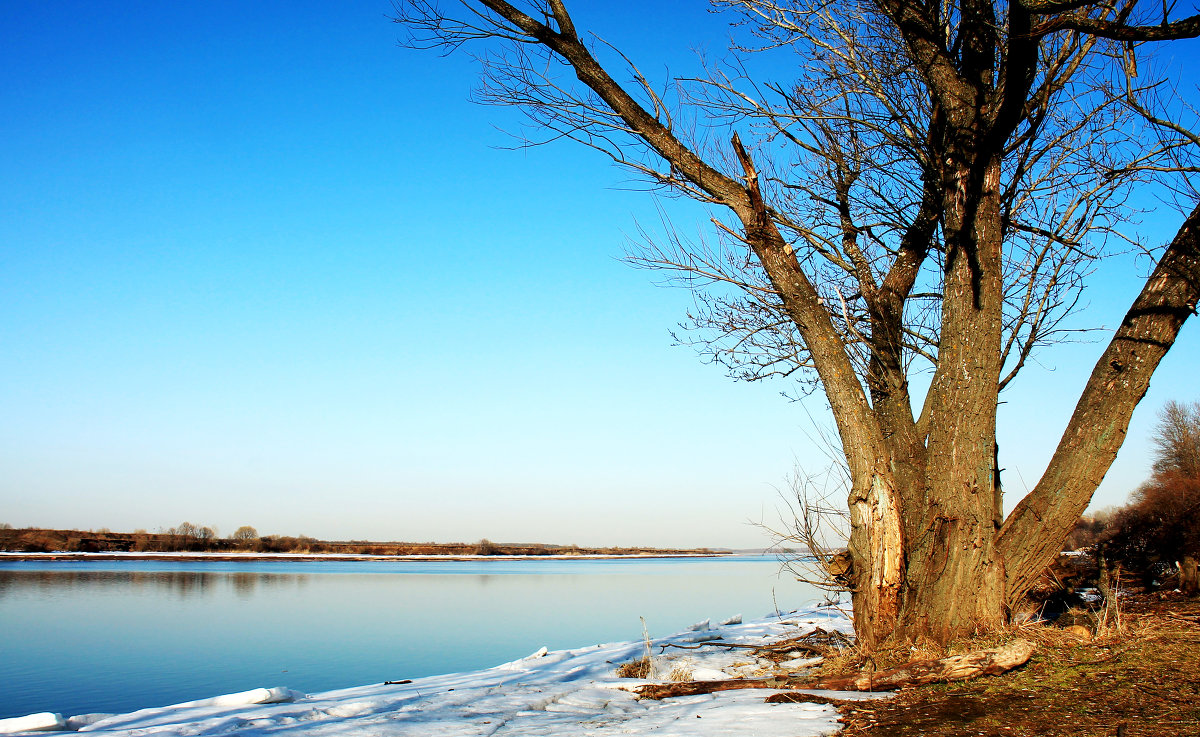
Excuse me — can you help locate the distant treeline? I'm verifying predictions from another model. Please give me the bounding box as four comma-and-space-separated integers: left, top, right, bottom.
0, 524, 714, 557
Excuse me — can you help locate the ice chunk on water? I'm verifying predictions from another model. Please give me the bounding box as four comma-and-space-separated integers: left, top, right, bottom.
0, 712, 66, 733
688, 619, 711, 631
719, 614, 742, 626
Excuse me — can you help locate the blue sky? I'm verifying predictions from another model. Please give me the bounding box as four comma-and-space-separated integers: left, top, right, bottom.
2, 1, 1197, 548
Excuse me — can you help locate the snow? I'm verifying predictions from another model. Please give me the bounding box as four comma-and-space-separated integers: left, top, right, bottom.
0, 606, 888, 737
0, 714, 66, 733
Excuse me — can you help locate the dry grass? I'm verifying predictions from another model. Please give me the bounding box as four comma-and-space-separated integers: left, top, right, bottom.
615, 656, 654, 679
616, 617, 658, 679
810, 609, 1122, 681
835, 594, 1200, 736
665, 660, 694, 682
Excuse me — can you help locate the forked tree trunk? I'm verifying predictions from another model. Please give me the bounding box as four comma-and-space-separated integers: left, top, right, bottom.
853, 153, 1009, 644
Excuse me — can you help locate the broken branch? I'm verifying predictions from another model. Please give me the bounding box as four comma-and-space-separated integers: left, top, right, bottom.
635, 640, 1035, 698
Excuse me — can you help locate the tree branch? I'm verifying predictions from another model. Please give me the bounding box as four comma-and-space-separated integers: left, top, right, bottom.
1034, 12, 1200, 41
999, 201, 1200, 605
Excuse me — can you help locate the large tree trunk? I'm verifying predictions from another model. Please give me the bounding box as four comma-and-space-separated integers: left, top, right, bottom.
891, 153, 1007, 642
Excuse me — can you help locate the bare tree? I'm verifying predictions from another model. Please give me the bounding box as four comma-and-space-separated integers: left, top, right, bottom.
232, 525, 260, 542
395, 0, 1200, 647
1105, 399, 1200, 594
1151, 400, 1200, 478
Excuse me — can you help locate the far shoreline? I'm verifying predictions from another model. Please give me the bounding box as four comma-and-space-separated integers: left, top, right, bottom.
0, 550, 736, 563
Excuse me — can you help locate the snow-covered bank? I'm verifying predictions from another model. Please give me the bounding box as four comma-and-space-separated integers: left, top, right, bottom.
0, 606, 886, 737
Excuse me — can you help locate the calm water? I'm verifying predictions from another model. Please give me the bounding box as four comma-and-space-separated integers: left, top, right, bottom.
0, 555, 817, 719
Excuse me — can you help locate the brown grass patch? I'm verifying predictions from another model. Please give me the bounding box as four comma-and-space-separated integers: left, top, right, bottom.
615, 656, 654, 679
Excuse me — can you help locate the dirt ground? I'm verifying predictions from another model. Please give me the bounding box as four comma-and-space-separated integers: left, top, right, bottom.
833, 594, 1200, 737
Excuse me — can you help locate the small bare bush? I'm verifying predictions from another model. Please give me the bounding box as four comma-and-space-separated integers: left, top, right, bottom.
615, 656, 654, 679
616, 617, 658, 679
759, 461, 851, 595
665, 660, 694, 682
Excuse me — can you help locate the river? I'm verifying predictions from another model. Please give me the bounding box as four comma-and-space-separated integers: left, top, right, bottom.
0, 555, 821, 720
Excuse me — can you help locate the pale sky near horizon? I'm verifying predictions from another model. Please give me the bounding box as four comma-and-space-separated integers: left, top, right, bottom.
3, 1, 1199, 549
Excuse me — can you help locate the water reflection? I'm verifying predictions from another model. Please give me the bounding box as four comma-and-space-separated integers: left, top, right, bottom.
231, 571, 258, 597
0, 569, 313, 599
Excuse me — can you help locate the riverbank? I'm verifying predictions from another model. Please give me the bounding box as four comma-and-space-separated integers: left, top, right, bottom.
0, 605, 880, 737
0, 527, 726, 559
836, 592, 1200, 736
0, 551, 727, 563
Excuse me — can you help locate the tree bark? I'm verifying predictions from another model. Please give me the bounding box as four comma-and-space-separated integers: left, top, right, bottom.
898, 150, 1007, 642
1180, 556, 1200, 597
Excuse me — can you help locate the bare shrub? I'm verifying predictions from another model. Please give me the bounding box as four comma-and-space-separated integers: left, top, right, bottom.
616, 617, 658, 679
615, 656, 654, 679
1063, 512, 1113, 551
1103, 402, 1200, 594
665, 660, 694, 682
1104, 474, 1200, 590
758, 460, 851, 597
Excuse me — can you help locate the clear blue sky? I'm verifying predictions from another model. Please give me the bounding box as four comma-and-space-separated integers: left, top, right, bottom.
2, 1, 1197, 548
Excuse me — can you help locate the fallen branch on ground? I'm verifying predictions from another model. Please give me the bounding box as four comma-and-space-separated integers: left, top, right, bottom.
813, 640, 1035, 690
636, 675, 812, 699
658, 627, 850, 658
1168, 613, 1200, 625
659, 641, 825, 656
635, 640, 1035, 699
763, 692, 861, 706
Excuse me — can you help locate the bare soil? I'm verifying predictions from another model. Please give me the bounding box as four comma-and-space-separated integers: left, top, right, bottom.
835, 594, 1200, 737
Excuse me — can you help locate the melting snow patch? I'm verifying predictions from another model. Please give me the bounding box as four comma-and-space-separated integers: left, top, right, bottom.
689, 667, 732, 681
64, 715, 114, 731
